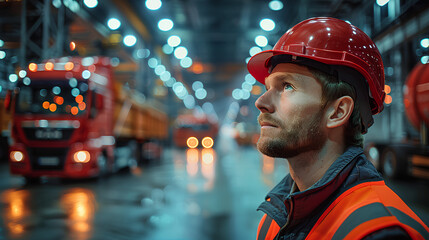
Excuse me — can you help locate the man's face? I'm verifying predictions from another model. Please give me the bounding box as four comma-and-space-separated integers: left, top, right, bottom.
255, 63, 327, 158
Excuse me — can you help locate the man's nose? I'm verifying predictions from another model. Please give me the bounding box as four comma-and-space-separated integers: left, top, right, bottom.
255, 90, 274, 113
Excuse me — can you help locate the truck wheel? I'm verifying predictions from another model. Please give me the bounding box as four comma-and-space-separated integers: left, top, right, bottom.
381, 147, 408, 179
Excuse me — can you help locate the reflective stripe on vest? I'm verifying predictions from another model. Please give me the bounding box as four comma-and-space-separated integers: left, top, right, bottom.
305, 181, 429, 240
257, 214, 280, 240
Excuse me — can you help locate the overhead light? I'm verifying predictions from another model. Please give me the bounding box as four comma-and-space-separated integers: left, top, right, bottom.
82, 57, 94, 66
167, 35, 181, 47
0, 39, 4, 47
52, 0, 61, 8
263, 45, 273, 51
136, 49, 150, 58
260, 18, 275, 31
192, 81, 203, 91
23, 77, 31, 85
160, 71, 171, 81
249, 46, 262, 56
145, 0, 162, 10
195, 88, 207, 100
83, 0, 98, 8
148, 58, 158, 68
158, 19, 174, 31
19, 70, 27, 78
232, 89, 243, 100
184, 95, 195, 109
242, 89, 251, 100
123, 35, 137, 47
110, 57, 120, 67
242, 82, 253, 91
9, 74, 18, 83
0, 51, 5, 59
421, 38, 429, 48
180, 57, 193, 68
162, 44, 174, 54
107, 18, 121, 30
164, 77, 176, 87
174, 46, 188, 59
376, 0, 389, 7
82, 70, 91, 79
421, 56, 429, 64
245, 74, 256, 84
154, 65, 166, 75
268, 0, 283, 11
172, 82, 184, 92
255, 35, 268, 47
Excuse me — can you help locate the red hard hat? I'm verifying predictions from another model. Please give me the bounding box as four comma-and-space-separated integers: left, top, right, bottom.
247, 17, 385, 115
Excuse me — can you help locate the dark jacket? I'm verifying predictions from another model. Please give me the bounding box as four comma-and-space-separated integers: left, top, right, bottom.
257, 146, 417, 239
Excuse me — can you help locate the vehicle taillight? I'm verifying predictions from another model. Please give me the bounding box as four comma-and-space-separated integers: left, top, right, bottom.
45, 62, 54, 71
28, 63, 37, 72
65, 61, 74, 71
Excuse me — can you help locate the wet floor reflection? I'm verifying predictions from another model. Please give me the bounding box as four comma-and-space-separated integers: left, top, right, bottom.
0, 144, 292, 240
60, 188, 96, 238
2, 189, 30, 237
1, 187, 97, 240
4, 143, 426, 240
185, 148, 216, 192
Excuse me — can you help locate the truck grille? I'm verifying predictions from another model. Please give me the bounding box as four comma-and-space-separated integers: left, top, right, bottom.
23, 127, 74, 141
27, 147, 68, 170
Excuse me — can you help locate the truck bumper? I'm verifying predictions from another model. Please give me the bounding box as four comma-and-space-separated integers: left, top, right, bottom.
9, 145, 101, 178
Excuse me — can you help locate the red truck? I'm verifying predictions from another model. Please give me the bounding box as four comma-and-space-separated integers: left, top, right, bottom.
8, 57, 168, 182
173, 113, 218, 148
365, 63, 429, 179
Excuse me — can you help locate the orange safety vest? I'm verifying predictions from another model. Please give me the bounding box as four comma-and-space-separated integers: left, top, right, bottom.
257, 181, 429, 240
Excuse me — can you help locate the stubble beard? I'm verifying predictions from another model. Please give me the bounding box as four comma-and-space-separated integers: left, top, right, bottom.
257, 109, 326, 159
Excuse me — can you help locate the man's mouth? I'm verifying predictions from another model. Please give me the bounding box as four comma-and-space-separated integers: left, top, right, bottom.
258, 114, 281, 129
259, 121, 277, 128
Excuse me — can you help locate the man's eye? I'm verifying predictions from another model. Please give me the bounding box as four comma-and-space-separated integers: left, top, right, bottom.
284, 83, 293, 91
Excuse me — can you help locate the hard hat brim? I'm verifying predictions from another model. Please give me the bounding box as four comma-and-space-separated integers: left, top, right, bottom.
247, 50, 278, 85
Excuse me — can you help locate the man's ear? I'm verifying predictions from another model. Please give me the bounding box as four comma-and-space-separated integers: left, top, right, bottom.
325, 96, 354, 129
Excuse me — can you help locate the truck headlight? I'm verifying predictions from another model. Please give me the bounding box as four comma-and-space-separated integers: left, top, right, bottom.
73, 151, 90, 163
187, 137, 199, 149
202, 137, 214, 148
10, 151, 24, 162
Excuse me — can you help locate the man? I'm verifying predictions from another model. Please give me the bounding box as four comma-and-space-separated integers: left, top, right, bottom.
247, 17, 429, 240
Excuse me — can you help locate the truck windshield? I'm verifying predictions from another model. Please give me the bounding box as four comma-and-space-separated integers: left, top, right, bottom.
15, 79, 89, 116
178, 123, 211, 131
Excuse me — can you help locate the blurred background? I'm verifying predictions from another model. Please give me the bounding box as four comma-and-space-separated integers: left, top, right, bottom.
0, 0, 428, 239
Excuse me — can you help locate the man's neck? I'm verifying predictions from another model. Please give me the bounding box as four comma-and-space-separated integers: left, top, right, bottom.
287, 142, 345, 191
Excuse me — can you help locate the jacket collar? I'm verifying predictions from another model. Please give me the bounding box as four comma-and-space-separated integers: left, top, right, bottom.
258, 146, 365, 227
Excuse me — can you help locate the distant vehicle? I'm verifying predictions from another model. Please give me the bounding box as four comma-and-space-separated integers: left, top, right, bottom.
8, 57, 168, 182
365, 63, 429, 180
173, 114, 218, 148
0, 95, 12, 161
233, 122, 259, 146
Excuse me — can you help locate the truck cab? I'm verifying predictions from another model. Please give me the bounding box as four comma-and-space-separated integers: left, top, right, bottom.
9, 57, 115, 180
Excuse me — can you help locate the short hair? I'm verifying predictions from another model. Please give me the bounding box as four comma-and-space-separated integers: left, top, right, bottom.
308, 67, 363, 147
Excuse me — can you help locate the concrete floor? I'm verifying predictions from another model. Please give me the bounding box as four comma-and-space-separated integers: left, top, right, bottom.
0, 134, 428, 240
